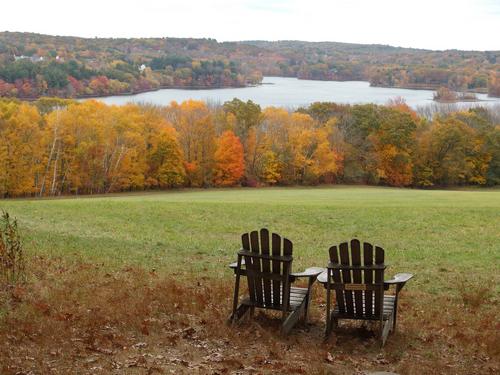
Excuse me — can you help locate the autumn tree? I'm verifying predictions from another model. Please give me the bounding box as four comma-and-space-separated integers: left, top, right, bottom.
213, 131, 244, 186
336, 104, 382, 183
288, 113, 338, 184
414, 118, 491, 186
39, 101, 147, 195
222, 99, 262, 141
488, 72, 500, 97
297, 102, 350, 124
223, 99, 263, 182
139, 106, 186, 188
370, 108, 417, 186
484, 127, 500, 185
0, 101, 42, 197
165, 100, 216, 187
258, 108, 294, 184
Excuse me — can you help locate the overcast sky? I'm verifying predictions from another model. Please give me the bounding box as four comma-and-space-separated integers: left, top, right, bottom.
2, 0, 499, 50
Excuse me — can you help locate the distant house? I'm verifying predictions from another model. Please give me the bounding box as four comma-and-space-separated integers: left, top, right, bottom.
13, 55, 44, 62
14, 55, 28, 61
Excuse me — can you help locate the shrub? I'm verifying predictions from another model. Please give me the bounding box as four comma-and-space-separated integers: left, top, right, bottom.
0, 211, 25, 286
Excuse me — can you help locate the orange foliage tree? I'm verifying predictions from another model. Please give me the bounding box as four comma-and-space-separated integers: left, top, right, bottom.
213, 131, 245, 186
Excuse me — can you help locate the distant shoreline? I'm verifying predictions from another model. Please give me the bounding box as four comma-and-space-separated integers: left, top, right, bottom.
433, 98, 484, 103
370, 83, 489, 95
10, 82, 261, 102
5, 77, 499, 102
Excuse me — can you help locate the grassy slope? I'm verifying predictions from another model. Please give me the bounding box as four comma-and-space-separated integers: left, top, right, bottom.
1, 186, 499, 295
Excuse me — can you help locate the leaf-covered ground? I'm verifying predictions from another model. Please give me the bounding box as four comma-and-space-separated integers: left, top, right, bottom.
1, 258, 498, 374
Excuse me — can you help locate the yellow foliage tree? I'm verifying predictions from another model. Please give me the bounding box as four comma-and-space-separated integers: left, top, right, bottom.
166, 100, 216, 187
0, 102, 42, 197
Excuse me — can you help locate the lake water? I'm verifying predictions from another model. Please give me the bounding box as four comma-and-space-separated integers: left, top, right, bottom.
96, 76, 500, 109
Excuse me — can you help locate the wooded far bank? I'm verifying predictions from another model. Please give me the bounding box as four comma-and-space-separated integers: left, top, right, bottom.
0, 32, 499, 99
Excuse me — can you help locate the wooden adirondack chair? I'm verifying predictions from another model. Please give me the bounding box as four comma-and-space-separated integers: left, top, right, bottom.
318, 239, 413, 346
229, 228, 323, 335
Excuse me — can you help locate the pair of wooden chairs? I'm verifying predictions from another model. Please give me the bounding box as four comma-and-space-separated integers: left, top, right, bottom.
229, 229, 413, 346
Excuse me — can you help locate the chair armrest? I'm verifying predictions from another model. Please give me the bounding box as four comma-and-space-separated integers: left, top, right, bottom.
229, 259, 246, 269
229, 259, 246, 276
317, 270, 328, 285
385, 272, 413, 284
384, 273, 414, 291
290, 267, 324, 279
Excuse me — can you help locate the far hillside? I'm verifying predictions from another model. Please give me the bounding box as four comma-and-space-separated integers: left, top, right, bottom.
0, 32, 499, 99
245, 40, 500, 95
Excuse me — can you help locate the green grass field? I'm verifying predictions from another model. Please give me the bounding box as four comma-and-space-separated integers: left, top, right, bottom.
1, 186, 499, 295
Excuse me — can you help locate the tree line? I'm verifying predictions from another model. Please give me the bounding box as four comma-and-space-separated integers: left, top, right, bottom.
0, 97, 499, 198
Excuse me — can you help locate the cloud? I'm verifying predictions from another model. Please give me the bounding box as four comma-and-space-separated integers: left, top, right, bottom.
0, 0, 498, 50
483, 0, 500, 15
244, 0, 297, 13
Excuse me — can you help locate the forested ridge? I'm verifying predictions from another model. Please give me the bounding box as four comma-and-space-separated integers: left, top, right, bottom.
1, 96, 499, 198
0, 32, 499, 99
0, 32, 264, 98
246, 40, 500, 96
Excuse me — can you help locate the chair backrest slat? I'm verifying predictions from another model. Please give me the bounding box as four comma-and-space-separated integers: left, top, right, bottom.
241, 229, 293, 309
271, 233, 282, 306
350, 239, 363, 315
241, 232, 256, 304
281, 238, 293, 312
250, 230, 264, 306
363, 242, 374, 316
328, 239, 386, 319
329, 245, 345, 313
260, 229, 272, 306
339, 242, 354, 315
374, 246, 385, 316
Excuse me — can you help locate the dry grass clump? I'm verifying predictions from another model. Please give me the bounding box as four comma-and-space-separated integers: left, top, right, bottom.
458, 280, 494, 309
0, 211, 25, 287
0, 257, 498, 374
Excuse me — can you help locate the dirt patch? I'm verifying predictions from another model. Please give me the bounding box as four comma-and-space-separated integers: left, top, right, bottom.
1, 257, 498, 374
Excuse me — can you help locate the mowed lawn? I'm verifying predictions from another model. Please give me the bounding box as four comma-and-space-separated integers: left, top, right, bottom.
1, 186, 499, 295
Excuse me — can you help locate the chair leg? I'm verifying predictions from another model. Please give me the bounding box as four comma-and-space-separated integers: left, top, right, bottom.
281, 309, 301, 335
324, 313, 339, 340
390, 309, 395, 334
325, 312, 331, 337
230, 271, 241, 322
282, 297, 308, 335
325, 282, 332, 337
392, 296, 399, 332
324, 312, 333, 337
380, 313, 394, 347
303, 277, 315, 324
303, 290, 313, 324
331, 317, 339, 331
228, 303, 251, 324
